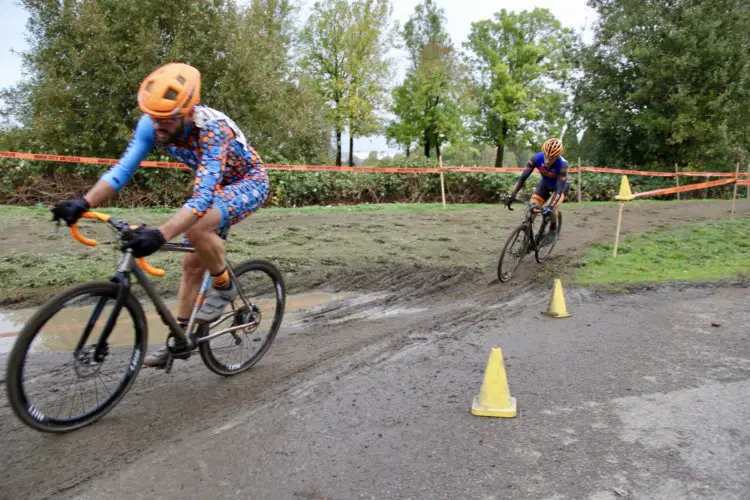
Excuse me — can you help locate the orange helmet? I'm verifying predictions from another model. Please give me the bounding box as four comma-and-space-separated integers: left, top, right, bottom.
542, 138, 564, 160
137, 63, 201, 118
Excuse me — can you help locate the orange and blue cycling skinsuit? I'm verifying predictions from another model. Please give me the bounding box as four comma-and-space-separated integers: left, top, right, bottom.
101, 106, 269, 231
517, 152, 569, 208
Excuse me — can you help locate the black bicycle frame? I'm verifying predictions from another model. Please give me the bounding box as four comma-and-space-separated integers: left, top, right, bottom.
79, 226, 247, 361
519, 207, 550, 252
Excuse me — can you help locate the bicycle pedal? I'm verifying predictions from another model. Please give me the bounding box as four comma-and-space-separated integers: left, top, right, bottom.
164, 353, 174, 374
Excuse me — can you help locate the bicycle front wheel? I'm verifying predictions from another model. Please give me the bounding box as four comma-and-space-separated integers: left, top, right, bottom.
497, 224, 530, 282
5, 281, 147, 433
535, 211, 563, 263
198, 259, 286, 376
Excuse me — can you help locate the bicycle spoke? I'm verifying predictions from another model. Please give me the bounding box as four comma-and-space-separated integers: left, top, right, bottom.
197, 262, 283, 376
247, 335, 257, 352
93, 374, 100, 406
68, 383, 78, 419
78, 381, 86, 417
53, 376, 79, 418
96, 372, 112, 395
98, 369, 121, 386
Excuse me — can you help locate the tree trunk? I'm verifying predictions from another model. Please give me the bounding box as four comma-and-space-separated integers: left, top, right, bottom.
406, 144, 410, 158
494, 120, 509, 167
435, 139, 441, 160
495, 141, 504, 168
349, 135, 354, 167
335, 128, 342, 166
424, 128, 431, 157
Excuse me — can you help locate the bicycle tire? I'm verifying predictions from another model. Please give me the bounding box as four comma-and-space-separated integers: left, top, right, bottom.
5, 281, 147, 433
535, 211, 563, 263
497, 224, 529, 283
198, 259, 286, 376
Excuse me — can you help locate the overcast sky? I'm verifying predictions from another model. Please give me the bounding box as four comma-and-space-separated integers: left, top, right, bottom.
0, 0, 597, 156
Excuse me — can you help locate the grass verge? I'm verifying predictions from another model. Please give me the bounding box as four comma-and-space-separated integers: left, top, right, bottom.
575, 217, 750, 286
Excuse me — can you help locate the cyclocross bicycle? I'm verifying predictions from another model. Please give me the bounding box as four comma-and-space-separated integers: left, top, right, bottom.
5, 211, 286, 433
497, 198, 563, 283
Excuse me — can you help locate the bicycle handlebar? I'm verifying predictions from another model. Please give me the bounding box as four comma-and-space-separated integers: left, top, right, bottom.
69, 211, 166, 277
504, 198, 538, 213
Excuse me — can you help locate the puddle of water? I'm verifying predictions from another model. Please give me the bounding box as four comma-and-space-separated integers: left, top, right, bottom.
285, 291, 354, 312
0, 290, 355, 354
0, 309, 28, 336
326, 306, 428, 325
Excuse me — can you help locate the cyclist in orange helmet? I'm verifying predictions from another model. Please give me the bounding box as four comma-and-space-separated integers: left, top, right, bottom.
52, 63, 270, 368
505, 138, 569, 242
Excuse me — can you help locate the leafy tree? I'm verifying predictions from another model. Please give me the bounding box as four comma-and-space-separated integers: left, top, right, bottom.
1, 0, 331, 164
464, 8, 575, 167
342, 0, 393, 166
575, 0, 750, 168
216, 0, 331, 164
361, 150, 380, 166
385, 77, 421, 157
299, 0, 352, 166
578, 127, 598, 164
561, 123, 581, 161
0, 0, 238, 157
388, 0, 465, 158
441, 142, 480, 166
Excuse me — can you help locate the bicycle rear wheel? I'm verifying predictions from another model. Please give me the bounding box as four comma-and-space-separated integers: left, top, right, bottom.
497, 224, 530, 282
198, 259, 286, 376
535, 212, 563, 263
5, 282, 147, 433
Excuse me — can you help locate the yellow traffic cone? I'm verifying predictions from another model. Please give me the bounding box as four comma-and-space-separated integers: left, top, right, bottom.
615, 175, 635, 201
542, 278, 573, 318
471, 347, 517, 418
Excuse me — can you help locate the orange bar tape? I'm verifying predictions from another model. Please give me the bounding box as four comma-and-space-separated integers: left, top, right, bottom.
2, 150, 749, 177
634, 178, 736, 198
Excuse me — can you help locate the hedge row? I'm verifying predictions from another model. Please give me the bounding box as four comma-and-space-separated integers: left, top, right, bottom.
0, 158, 738, 208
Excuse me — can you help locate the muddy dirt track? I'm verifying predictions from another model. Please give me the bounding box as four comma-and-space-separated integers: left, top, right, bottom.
1, 200, 749, 499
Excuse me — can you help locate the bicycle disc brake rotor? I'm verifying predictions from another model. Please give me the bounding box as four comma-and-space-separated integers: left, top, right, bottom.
73, 346, 107, 378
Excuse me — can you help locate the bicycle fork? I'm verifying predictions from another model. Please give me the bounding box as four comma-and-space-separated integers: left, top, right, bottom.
74, 256, 136, 365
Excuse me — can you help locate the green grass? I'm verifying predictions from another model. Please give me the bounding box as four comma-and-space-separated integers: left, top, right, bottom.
576, 217, 750, 285
0, 197, 717, 218
0, 202, 495, 217
0, 202, 505, 307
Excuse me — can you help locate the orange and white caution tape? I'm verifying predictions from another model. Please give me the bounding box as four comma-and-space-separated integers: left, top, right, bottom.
633, 178, 736, 198
1, 150, 748, 178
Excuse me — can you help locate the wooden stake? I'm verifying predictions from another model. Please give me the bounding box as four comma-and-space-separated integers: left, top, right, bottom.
675, 163, 680, 201
577, 157, 582, 203
731, 160, 740, 218
613, 202, 625, 257
439, 155, 446, 208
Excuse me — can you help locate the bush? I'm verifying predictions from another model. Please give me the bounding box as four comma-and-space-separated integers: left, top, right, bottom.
0, 156, 740, 208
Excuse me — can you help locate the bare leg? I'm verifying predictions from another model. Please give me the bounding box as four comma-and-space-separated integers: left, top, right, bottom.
177, 209, 225, 318
177, 252, 206, 320
550, 208, 559, 230
185, 209, 226, 274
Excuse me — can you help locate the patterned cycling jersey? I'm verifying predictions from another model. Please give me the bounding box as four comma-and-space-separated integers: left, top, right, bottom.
528, 152, 568, 188
101, 106, 266, 217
